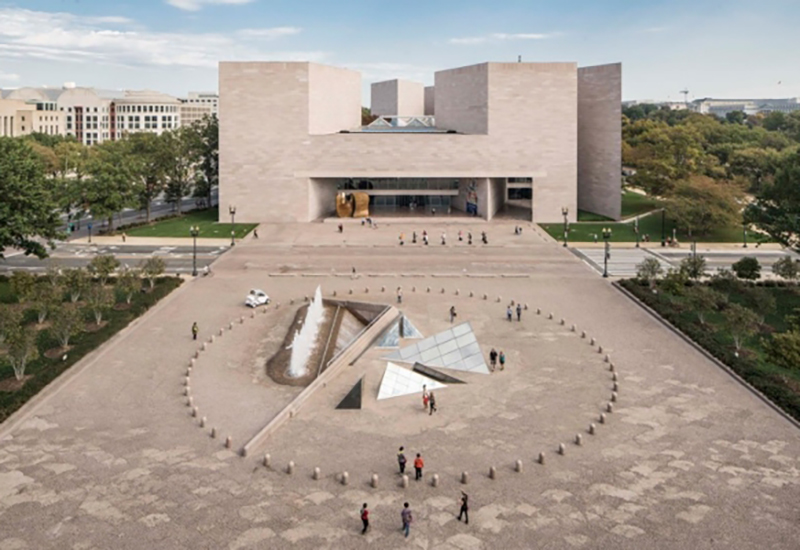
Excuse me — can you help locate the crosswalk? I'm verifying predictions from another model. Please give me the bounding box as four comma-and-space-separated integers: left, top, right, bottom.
573, 248, 671, 278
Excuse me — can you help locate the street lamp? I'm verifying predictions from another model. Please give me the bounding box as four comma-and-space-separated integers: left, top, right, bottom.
661, 208, 666, 247
229, 205, 237, 247
743, 223, 748, 248
602, 227, 612, 278
561, 206, 569, 247
190, 225, 200, 277
634, 216, 640, 248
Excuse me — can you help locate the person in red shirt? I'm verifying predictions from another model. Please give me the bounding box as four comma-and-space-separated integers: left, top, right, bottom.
414, 453, 424, 480
360, 503, 369, 534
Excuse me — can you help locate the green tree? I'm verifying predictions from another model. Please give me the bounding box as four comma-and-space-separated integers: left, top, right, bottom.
83, 284, 113, 325
728, 148, 781, 192
88, 254, 121, 286
9, 271, 36, 303
659, 268, 689, 295
764, 331, 800, 371
5, 321, 39, 381
83, 140, 137, 231
744, 150, 800, 251
31, 282, 62, 324
0, 138, 62, 258
115, 268, 141, 305
763, 111, 788, 132
163, 127, 197, 214
636, 257, 663, 290
722, 303, 762, 352
685, 286, 726, 325
772, 256, 800, 281
62, 268, 91, 303
741, 287, 776, 316
45, 261, 63, 288
725, 110, 747, 125
50, 303, 83, 349
127, 132, 169, 222
188, 115, 218, 208
679, 254, 708, 280
0, 307, 23, 345
666, 176, 741, 236
140, 257, 166, 290
732, 257, 761, 280
53, 141, 89, 221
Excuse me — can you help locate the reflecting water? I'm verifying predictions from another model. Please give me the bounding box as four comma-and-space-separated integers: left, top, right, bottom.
287, 286, 325, 378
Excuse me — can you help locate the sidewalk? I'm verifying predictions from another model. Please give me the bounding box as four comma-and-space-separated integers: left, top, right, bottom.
569, 241, 785, 251
69, 236, 232, 247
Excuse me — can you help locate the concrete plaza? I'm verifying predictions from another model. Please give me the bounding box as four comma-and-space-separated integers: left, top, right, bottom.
0, 220, 798, 549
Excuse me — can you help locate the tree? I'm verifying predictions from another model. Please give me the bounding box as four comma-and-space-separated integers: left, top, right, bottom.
115, 268, 141, 305
83, 284, 113, 325
188, 115, 218, 208
741, 287, 776, 316
62, 268, 91, 303
725, 110, 747, 125
127, 132, 169, 222
83, 140, 137, 231
728, 148, 781, 193
636, 257, 663, 290
745, 150, 800, 251
0, 137, 62, 258
764, 331, 800, 371
88, 254, 120, 286
140, 257, 166, 290
679, 255, 707, 280
5, 322, 39, 381
772, 256, 800, 281
9, 271, 36, 303
53, 141, 89, 221
0, 307, 23, 345
732, 257, 761, 280
722, 303, 762, 352
685, 286, 726, 325
31, 282, 62, 324
50, 303, 83, 349
665, 176, 741, 236
45, 261, 63, 288
163, 127, 196, 214
660, 268, 689, 295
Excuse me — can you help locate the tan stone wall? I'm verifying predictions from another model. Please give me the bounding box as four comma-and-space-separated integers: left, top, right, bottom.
370, 80, 398, 117
578, 63, 622, 220
396, 80, 425, 117
434, 63, 488, 135
424, 86, 435, 116
309, 63, 361, 134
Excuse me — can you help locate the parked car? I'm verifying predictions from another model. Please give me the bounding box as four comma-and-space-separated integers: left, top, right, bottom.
245, 289, 270, 308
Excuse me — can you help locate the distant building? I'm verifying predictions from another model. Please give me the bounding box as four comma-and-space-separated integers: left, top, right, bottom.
182, 92, 218, 116
691, 97, 800, 117
0, 97, 65, 138
179, 102, 213, 127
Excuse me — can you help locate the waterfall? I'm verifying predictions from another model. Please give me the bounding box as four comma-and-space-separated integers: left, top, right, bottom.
287, 286, 325, 378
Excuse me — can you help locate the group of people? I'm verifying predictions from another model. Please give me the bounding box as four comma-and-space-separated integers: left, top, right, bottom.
506, 302, 523, 322
489, 347, 506, 371
360, 491, 469, 537
396, 447, 426, 479
398, 230, 488, 246
421, 384, 438, 415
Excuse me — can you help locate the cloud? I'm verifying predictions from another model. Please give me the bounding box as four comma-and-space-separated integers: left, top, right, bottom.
637, 26, 668, 34
0, 8, 324, 71
166, 0, 254, 11
0, 71, 20, 82
449, 32, 558, 45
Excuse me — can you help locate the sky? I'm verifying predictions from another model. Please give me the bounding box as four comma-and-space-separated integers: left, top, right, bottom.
0, 0, 798, 104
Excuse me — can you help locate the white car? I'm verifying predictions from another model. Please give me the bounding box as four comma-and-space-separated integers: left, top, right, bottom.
245, 289, 270, 308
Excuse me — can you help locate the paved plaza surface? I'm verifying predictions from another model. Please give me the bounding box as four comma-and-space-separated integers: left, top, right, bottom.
0, 221, 799, 549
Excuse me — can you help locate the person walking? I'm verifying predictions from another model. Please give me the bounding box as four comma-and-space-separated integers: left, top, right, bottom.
191, 322, 199, 341
468, 231, 473, 245
414, 453, 424, 480
401, 502, 413, 538
422, 385, 429, 411
399, 232, 405, 246
397, 287, 403, 304
506, 306, 513, 322
516, 303, 522, 322
121, 231, 127, 243
458, 230, 463, 242
441, 232, 447, 245
450, 306, 457, 323
397, 447, 407, 474
499, 351, 506, 370
360, 503, 370, 534
253, 228, 259, 239
338, 223, 343, 233
429, 391, 437, 415
489, 348, 498, 371
458, 491, 469, 524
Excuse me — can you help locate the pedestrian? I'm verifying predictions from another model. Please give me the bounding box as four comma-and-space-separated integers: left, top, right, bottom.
397, 288, 403, 304
499, 351, 506, 370
253, 228, 259, 239
458, 230, 463, 242
516, 303, 522, 322
401, 502, 413, 538
422, 384, 429, 411
506, 306, 512, 322
429, 391, 437, 415
121, 231, 127, 243
423, 234, 429, 246
352, 266, 357, 276
191, 322, 198, 341
458, 491, 469, 524
441, 232, 446, 245
468, 232, 473, 245
397, 446, 407, 474
361, 503, 370, 534
482, 231, 488, 244
414, 453, 424, 480
412, 231, 417, 244
449, 306, 457, 323
489, 348, 498, 371
338, 223, 343, 233
399, 232, 405, 246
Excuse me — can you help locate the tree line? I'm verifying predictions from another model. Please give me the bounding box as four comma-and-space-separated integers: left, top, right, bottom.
0, 115, 218, 259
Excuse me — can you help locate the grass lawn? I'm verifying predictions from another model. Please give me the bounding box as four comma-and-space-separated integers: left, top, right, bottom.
124, 208, 257, 239
620, 279, 800, 422
0, 276, 182, 423
620, 189, 664, 218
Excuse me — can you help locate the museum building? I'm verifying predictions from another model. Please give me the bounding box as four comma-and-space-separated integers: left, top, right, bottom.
218, 61, 621, 223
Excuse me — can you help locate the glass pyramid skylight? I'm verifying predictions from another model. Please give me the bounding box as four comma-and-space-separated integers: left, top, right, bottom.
377, 362, 446, 400
382, 322, 490, 374
376, 315, 424, 348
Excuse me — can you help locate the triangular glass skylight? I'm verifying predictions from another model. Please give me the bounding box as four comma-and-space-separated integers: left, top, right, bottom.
376, 315, 424, 348
382, 322, 490, 374
377, 362, 446, 400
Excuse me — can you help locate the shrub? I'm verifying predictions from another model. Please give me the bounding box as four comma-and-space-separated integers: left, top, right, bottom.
30, 282, 63, 324
83, 284, 114, 325
50, 303, 84, 348
62, 268, 91, 303
5, 323, 39, 381
88, 254, 121, 286
764, 331, 800, 371
721, 303, 763, 351
659, 268, 689, 295
140, 257, 166, 290
709, 268, 742, 293
685, 286, 726, 325
679, 255, 708, 280
636, 258, 663, 289
772, 256, 800, 281
732, 256, 762, 280
9, 271, 35, 303
114, 268, 141, 305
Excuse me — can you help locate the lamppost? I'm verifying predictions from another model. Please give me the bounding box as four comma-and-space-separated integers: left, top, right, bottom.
743, 223, 748, 248
561, 206, 569, 247
87, 216, 93, 244
634, 216, 640, 248
661, 208, 666, 247
602, 227, 612, 278
229, 205, 236, 247
190, 225, 199, 277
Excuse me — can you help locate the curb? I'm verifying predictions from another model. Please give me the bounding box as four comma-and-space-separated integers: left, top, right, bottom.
612, 282, 800, 431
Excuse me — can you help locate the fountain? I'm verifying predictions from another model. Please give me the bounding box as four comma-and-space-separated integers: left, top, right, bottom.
287, 286, 325, 378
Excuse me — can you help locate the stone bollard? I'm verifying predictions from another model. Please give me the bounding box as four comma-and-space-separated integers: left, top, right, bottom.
202, 342, 207, 351
607, 402, 614, 413
612, 372, 618, 381
184, 386, 190, 396
211, 334, 216, 343
371, 474, 379, 488
225, 436, 232, 449
461, 471, 469, 485
304, 295, 309, 302
538, 452, 546, 465
613, 381, 619, 392
598, 346, 603, 354
571, 324, 576, 332
441, 288, 445, 294
489, 466, 496, 480
469, 291, 474, 297
609, 363, 615, 372
589, 423, 596, 435
560, 319, 565, 325
290, 299, 295, 305
536, 308, 541, 315
427, 287, 431, 293
332, 290, 337, 297
548, 312, 553, 319
287, 461, 294, 475
581, 331, 586, 339
192, 406, 198, 418
611, 392, 618, 402
187, 396, 193, 407
401, 474, 409, 488
496, 296, 501, 303
590, 337, 595, 346
432, 474, 439, 488
264, 454, 271, 468
313, 467, 321, 480
515, 460, 523, 473
599, 413, 606, 424
239, 316, 245, 324
524, 304, 529, 310
412, 286, 416, 292
211, 427, 217, 438
349, 289, 353, 295
263, 307, 268, 314
185, 376, 190, 386
604, 354, 610, 363
365, 287, 369, 294
575, 434, 583, 446
483, 294, 488, 300
250, 311, 255, 319
219, 328, 224, 336
341, 472, 350, 485
186, 366, 191, 376
381, 286, 385, 292
229, 322, 234, 330
190, 358, 196, 367
455, 289, 459, 296
558, 443, 566, 455
200, 416, 206, 428
194, 350, 200, 359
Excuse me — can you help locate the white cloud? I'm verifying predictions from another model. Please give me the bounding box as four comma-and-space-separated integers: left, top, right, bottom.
237, 27, 302, 39
0, 71, 20, 82
0, 8, 323, 71
449, 32, 558, 45
166, 0, 254, 12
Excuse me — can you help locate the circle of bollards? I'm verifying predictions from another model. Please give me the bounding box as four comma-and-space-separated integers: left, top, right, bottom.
461, 471, 469, 484
589, 423, 596, 435
575, 434, 583, 446
313, 467, 321, 480
432, 474, 439, 487
401, 474, 409, 488
371, 474, 379, 488
558, 443, 566, 455
489, 466, 496, 480
538, 452, 546, 465
515, 459, 523, 473
287, 461, 294, 475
